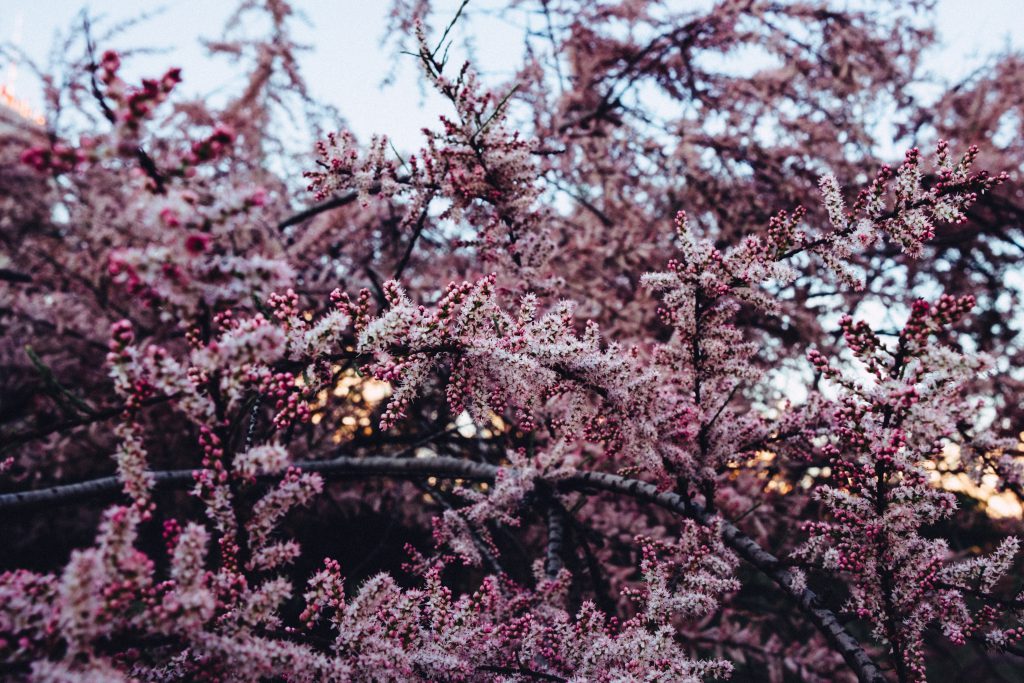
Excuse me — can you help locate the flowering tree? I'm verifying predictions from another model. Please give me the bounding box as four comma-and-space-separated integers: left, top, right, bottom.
1, 1, 1023, 681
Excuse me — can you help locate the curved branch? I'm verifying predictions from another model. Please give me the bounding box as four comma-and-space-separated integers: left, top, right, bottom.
276, 175, 412, 232
276, 190, 362, 231
0, 455, 885, 683
565, 470, 886, 683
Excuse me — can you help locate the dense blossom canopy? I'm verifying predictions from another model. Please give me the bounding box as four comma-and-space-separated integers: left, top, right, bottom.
1, 1, 1023, 681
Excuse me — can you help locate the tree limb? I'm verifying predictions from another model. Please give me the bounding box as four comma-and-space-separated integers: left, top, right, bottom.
0, 455, 886, 683
277, 189, 363, 232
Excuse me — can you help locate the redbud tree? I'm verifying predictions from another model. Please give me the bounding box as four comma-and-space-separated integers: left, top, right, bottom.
1, 1, 1023, 681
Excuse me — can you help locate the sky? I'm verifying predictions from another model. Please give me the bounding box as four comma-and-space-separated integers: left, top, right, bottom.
1, 0, 1022, 152
0, 0, 519, 150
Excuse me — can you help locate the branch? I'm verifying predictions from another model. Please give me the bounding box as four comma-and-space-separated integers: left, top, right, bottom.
544, 502, 566, 579
0, 268, 32, 283
0, 394, 177, 452
392, 191, 434, 280
0, 455, 885, 683
277, 189, 362, 231
275, 175, 411, 232
562, 508, 617, 618
477, 664, 567, 682
565, 470, 886, 682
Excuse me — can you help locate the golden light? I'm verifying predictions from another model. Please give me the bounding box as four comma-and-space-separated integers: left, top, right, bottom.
0, 83, 45, 125
305, 368, 393, 442
985, 493, 1023, 520
361, 380, 391, 404
765, 479, 793, 495
924, 443, 1023, 520
737, 441, 1023, 520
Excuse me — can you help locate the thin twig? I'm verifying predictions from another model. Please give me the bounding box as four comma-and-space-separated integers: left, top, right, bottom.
82, 14, 166, 194
1, 393, 178, 452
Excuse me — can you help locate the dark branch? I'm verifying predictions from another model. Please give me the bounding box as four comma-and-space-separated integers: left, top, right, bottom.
277, 189, 362, 232
0, 454, 885, 683
275, 175, 412, 232
83, 14, 166, 194
544, 502, 566, 579
0, 268, 32, 283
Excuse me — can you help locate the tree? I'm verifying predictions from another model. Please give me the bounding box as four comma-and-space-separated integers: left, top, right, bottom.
1, 1, 1023, 680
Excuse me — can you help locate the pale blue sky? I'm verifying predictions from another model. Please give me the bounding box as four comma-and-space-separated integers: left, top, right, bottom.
1, 0, 1021, 151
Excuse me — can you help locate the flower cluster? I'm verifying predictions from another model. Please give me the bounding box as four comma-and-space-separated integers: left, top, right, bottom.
814, 143, 1007, 287
355, 275, 664, 475
305, 26, 550, 271
797, 295, 1019, 681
